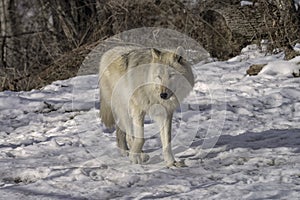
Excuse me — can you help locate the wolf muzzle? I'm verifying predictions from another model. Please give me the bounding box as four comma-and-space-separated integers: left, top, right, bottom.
160, 92, 168, 99
160, 88, 173, 100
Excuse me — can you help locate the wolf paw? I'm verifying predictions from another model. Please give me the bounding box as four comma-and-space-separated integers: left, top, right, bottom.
119, 149, 129, 157
129, 152, 150, 164
167, 160, 187, 168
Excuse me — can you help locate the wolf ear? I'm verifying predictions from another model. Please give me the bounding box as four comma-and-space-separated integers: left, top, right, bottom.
174, 46, 186, 63
151, 48, 161, 60
175, 46, 186, 57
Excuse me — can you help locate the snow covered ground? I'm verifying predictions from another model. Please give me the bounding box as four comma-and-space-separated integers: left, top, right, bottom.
1, 45, 300, 199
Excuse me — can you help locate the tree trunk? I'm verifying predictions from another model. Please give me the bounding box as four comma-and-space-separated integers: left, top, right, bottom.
0, 0, 12, 68
48, 0, 98, 49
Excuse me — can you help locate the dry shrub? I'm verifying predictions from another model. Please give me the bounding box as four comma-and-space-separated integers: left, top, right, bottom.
1, 0, 205, 91
91, 0, 203, 42
0, 42, 99, 91
1, 0, 299, 91
194, 0, 300, 59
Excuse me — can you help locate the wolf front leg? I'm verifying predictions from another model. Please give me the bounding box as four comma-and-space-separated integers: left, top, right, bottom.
156, 114, 175, 166
156, 114, 185, 167
116, 127, 129, 156
128, 109, 149, 164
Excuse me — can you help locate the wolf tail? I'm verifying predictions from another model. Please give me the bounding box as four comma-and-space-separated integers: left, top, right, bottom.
100, 96, 115, 129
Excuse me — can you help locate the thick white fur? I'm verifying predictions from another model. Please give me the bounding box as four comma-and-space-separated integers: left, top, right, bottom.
99, 46, 194, 167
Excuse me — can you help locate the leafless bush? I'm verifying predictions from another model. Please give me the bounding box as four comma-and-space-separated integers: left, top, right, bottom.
256, 0, 300, 52
0, 0, 299, 91
1, 0, 204, 91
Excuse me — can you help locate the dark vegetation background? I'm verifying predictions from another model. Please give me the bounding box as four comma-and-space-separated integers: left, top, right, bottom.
0, 0, 299, 91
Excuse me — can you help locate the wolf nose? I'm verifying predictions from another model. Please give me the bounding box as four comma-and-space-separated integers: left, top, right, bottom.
160, 93, 168, 99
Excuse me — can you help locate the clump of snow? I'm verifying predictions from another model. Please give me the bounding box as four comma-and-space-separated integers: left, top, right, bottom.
258, 57, 300, 76
227, 44, 274, 62
294, 43, 300, 52
241, 0, 253, 6
295, 0, 300, 10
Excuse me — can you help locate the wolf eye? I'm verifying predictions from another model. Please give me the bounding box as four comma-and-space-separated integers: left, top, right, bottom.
177, 55, 183, 63
169, 73, 176, 78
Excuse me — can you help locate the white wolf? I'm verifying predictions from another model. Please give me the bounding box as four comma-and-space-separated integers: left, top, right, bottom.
99, 46, 194, 167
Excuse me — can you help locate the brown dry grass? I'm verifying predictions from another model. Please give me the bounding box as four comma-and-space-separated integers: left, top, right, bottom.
1, 0, 299, 91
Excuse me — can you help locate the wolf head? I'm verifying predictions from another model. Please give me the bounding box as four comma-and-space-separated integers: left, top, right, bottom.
149, 47, 194, 103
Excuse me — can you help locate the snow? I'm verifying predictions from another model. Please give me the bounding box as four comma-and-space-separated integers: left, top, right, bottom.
295, 0, 300, 10
241, 0, 300, 10
259, 58, 300, 77
241, 1, 253, 6
1, 45, 300, 199
295, 43, 300, 52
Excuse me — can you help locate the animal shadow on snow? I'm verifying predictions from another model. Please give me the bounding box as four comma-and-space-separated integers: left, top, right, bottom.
193, 129, 300, 158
